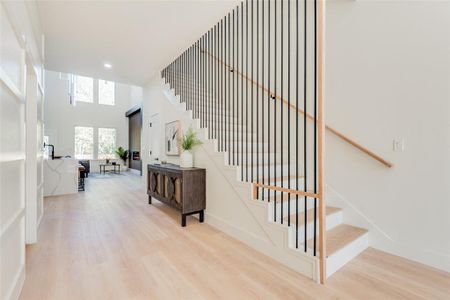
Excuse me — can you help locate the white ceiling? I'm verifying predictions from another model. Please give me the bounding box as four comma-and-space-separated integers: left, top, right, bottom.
38, 0, 238, 86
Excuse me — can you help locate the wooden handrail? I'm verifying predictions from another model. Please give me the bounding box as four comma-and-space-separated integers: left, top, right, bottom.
199, 48, 394, 169
252, 182, 320, 200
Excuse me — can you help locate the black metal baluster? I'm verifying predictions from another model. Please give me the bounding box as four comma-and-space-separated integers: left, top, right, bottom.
209, 29, 213, 139
234, 6, 239, 166
251, 0, 254, 183
288, 0, 291, 227
245, 0, 249, 182
281, 0, 284, 225
228, 12, 231, 163
296, 0, 299, 249
218, 19, 226, 151
304, 0, 308, 253
201, 36, 204, 128
268, 0, 271, 206
274, 0, 277, 223
216, 24, 219, 142
256, 0, 260, 191
204, 35, 207, 129
313, 0, 318, 257
261, 0, 265, 201
241, 1, 244, 181
195, 40, 200, 119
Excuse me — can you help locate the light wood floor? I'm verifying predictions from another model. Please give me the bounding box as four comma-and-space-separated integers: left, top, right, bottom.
20, 173, 450, 300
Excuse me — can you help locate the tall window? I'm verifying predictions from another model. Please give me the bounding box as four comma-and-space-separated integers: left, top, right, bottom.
74, 75, 93, 103
74, 126, 94, 159
98, 80, 115, 105
98, 128, 117, 159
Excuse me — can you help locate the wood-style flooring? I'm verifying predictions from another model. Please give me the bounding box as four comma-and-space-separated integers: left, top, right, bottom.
20, 173, 450, 299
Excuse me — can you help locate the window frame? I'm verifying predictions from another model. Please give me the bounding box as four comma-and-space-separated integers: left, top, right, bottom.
97, 127, 117, 159
98, 79, 115, 106
74, 126, 95, 160
73, 75, 94, 104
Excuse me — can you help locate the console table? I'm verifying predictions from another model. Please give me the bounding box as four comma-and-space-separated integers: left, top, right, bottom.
147, 164, 205, 227
99, 163, 121, 174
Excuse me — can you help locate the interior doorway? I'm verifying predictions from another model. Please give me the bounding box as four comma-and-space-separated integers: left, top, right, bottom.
126, 106, 142, 175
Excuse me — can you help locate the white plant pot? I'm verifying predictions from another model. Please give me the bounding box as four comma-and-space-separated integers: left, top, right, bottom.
180, 150, 193, 168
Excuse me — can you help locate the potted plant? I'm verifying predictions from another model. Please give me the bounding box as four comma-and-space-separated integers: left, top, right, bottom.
115, 147, 129, 166
180, 127, 202, 168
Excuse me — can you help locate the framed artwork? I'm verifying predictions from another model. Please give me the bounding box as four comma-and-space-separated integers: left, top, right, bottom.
165, 121, 180, 155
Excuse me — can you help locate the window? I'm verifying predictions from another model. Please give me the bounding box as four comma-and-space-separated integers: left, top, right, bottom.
98, 128, 117, 159
74, 126, 94, 159
74, 75, 93, 103
98, 80, 115, 105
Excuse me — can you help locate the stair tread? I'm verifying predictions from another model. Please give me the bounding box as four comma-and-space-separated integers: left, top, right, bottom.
283, 206, 341, 226
308, 224, 368, 256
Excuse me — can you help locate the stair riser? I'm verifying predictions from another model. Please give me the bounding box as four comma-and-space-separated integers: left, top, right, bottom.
214, 143, 268, 153
268, 197, 312, 218
225, 153, 280, 166
286, 211, 343, 245
239, 164, 297, 180
326, 233, 368, 277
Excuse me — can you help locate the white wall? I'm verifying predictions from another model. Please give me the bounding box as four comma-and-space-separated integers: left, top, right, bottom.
44, 70, 142, 171
1, 1, 44, 299
325, 1, 450, 271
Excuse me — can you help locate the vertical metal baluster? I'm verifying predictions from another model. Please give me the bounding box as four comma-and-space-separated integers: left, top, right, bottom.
221, 19, 224, 152
288, 0, 291, 227
197, 40, 200, 122
203, 35, 206, 129
209, 30, 212, 139
234, 6, 239, 166
241, 1, 244, 181
192, 44, 195, 114
216, 24, 219, 145
232, 9, 235, 167
251, 0, 254, 184
268, 0, 271, 206
304, 0, 308, 253
228, 13, 231, 162
256, 0, 259, 191
261, 0, 265, 201
200, 37, 203, 128
274, 0, 277, 223
281, 0, 284, 225
245, 0, 249, 182
313, 0, 318, 257
296, 0, 299, 249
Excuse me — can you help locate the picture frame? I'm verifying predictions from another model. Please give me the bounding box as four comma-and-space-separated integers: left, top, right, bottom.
165, 120, 181, 156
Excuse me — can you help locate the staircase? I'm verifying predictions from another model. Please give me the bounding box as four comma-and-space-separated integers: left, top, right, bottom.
160, 0, 371, 283
162, 76, 369, 281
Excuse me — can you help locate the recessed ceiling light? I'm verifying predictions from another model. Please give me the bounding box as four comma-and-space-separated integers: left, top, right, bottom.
104, 63, 112, 69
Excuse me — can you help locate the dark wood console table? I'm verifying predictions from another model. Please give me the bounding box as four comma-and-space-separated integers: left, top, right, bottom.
147, 164, 205, 227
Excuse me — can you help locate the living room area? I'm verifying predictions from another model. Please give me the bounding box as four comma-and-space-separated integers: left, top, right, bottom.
43, 70, 143, 196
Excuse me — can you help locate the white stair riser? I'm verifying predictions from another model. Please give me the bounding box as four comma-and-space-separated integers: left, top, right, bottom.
214, 142, 268, 153
239, 164, 297, 179
225, 153, 280, 166
268, 197, 313, 219
326, 233, 369, 277
286, 211, 343, 245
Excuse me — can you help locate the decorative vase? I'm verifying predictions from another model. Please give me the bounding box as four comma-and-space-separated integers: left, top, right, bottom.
180, 150, 193, 168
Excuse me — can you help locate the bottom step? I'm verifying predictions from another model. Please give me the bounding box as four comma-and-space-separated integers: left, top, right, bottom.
307, 224, 368, 277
